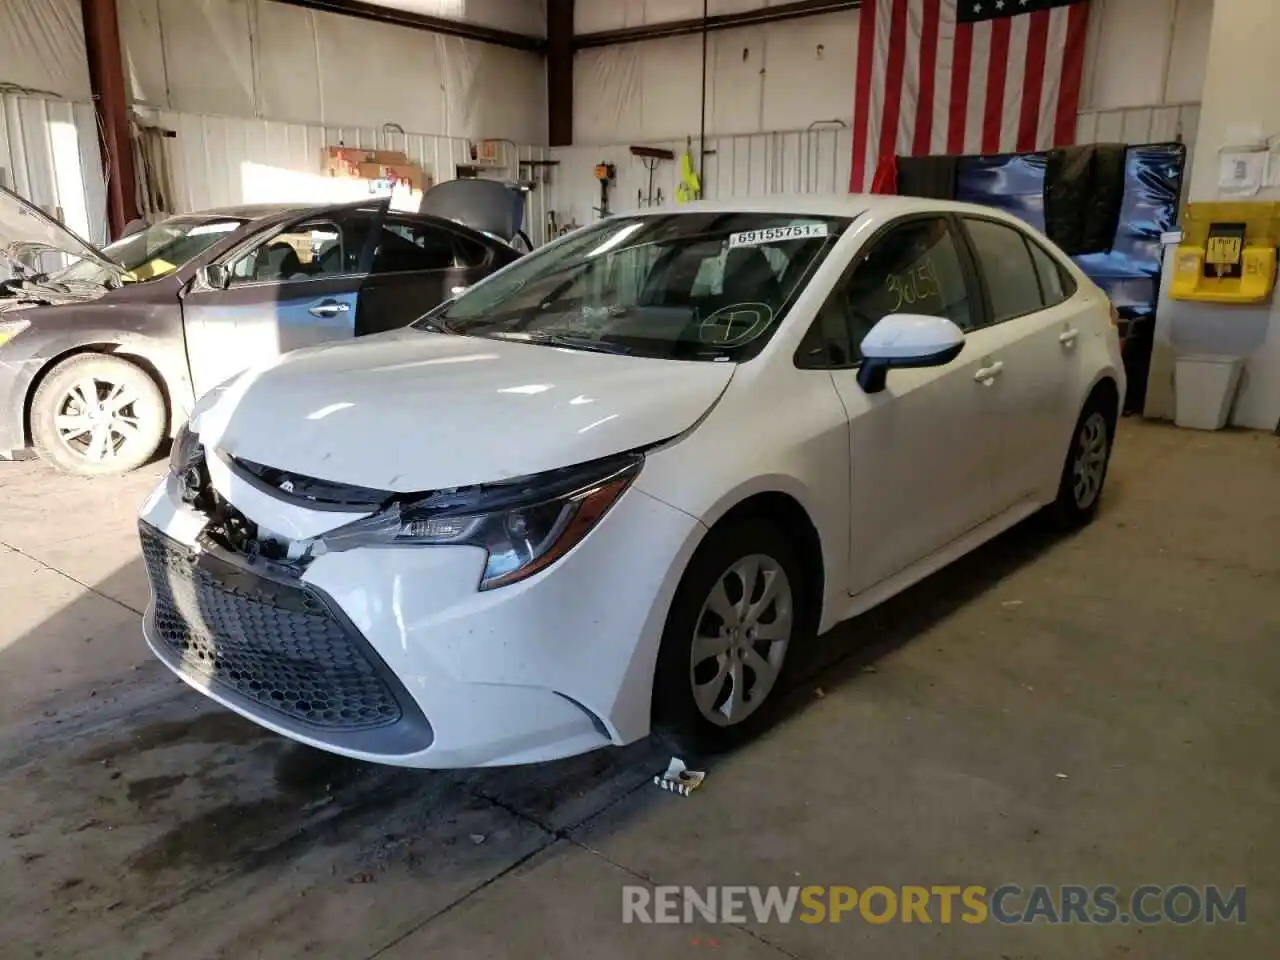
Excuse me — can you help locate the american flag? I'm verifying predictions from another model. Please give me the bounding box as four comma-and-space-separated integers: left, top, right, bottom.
849, 0, 1092, 192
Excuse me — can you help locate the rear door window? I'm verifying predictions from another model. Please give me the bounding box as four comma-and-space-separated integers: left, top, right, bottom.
962, 217, 1045, 323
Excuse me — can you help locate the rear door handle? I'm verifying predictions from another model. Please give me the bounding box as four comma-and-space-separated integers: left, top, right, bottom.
450, 285, 469, 296
1059, 328, 1079, 347
974, 361, 1004, 384
309, 299, 350, 318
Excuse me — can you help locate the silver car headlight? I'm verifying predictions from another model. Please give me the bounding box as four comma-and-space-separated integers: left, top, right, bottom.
313, 453, 643, 590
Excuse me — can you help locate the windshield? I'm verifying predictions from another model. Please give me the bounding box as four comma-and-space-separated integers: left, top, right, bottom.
55, 217, 245, 284
421, 212, 853, 361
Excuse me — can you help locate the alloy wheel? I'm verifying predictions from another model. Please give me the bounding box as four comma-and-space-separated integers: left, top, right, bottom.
689, 553, 794, 727
1072, 411, 1109, 509
54, 377, 145, 465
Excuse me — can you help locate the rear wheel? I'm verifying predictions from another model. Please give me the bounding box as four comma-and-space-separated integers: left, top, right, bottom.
652, 518, 807, 753
1050, 396, 1114, 529
30, 354, 166, 476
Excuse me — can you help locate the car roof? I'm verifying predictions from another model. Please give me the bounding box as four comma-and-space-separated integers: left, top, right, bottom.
180, 203, 325, 221
630, 193, 1029, 224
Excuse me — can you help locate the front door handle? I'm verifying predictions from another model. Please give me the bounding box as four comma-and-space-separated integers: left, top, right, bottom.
450, 285, 469, 296
1059, 328, 1079, 347
309, 299, 350, 318
974, 361, 1004, 385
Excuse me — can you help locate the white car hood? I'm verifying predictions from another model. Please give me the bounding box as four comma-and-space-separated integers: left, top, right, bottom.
197, 330, 734, 493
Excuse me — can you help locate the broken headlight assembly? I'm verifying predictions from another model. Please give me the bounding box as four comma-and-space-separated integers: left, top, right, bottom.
169, 419, 201, 474
310, 453, 643, 590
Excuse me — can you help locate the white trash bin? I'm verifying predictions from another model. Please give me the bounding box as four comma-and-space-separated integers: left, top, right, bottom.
1174, 354, 1244, 430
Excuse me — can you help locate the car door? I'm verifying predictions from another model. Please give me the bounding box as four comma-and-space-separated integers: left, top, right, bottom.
796, 214, 1006, 595
180, 200, 384, 398
354, 215, 496, 335
958, 216, 1083, 508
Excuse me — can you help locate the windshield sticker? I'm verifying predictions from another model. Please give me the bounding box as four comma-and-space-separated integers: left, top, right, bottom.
697, 303, 774, 347
728, 223, 829, 248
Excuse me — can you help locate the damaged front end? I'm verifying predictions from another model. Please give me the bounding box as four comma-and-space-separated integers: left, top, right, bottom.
171, 418, 644, 593
1, 186, 124, 310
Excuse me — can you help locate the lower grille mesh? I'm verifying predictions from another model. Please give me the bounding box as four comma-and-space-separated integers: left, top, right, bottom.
141, 524, 402, 731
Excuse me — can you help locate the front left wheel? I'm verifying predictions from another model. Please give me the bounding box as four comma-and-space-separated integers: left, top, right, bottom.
652, 517, 809, 753
30, 354, 167, 476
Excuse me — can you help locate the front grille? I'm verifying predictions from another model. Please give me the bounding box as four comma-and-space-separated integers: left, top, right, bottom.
140, 523, 402, 731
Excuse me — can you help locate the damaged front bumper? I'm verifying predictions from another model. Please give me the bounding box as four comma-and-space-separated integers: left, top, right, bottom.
137, 451, 700, 768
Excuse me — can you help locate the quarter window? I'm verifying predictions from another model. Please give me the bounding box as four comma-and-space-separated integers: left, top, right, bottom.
798, 216, 974, 367
962, 218, 1044, 323
1027, 238, 1074, 307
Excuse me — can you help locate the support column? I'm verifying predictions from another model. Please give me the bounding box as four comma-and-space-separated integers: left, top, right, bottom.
81, 0, 137, 238
547, 0, 574, 147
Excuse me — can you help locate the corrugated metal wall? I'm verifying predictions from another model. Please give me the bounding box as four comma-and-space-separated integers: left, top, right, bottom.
150, 111, 554, 246
542, 104, 1203, 235
0, 94, 108, 246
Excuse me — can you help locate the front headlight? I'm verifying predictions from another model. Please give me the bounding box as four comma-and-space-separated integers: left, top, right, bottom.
314, 453, 643, 590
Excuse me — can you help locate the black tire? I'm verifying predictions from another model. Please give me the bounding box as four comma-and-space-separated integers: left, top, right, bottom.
652, 517, 811, 754
30, 354, 167, 476
1050, 393, 1115, 530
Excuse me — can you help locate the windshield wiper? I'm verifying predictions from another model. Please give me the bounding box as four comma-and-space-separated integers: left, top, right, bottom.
488, 331, 634, 356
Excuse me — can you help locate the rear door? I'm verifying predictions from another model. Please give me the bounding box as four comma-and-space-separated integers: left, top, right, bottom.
355, 214, 499, 335
180, 200, 384, 398
957, 216, 1083, 508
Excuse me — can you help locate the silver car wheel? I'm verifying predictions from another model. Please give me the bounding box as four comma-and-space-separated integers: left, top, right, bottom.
54, 377, 145, 465
1072, 411, 1109, 509
690, 553, 793, 727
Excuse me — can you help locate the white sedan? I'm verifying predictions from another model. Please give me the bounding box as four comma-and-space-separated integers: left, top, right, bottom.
139, 196, 1124, 768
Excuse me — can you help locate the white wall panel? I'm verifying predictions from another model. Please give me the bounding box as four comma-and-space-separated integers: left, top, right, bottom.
1083, 0, 1213, 111
372, 0, 546, 35
575, 0, 805, 33
161, 0, 258, 118
575, 10, 858, 145
119, 0, 545, 142
0, 0, 91, 100
0, 96, 108, 246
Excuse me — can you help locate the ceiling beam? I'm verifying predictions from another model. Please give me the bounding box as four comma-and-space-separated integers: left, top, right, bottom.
573, 0, 861, 50
269, 0, 546, 52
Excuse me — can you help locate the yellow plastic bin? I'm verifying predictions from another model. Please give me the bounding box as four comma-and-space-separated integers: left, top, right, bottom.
1174, 354, 1244, 430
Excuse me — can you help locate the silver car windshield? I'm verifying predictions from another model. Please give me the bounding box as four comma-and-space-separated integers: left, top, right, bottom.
422, 212, 853, 362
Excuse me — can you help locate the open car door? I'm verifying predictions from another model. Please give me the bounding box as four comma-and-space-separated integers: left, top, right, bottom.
179, 199, 387, 398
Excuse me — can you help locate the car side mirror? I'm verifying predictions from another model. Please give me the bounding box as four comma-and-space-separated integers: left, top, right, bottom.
857, 313, 965, 394
197, 263, 230, 291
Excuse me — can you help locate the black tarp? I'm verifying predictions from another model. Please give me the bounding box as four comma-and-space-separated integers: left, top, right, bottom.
895, 155, 959, 200
1043, 143, 1127, 256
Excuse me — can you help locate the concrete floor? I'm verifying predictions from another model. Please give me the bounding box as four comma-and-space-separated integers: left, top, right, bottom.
0, 420, 1276, 959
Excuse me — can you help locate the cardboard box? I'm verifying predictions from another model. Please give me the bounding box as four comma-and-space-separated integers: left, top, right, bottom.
355, 161, 426, 193
323, 146, 413, 177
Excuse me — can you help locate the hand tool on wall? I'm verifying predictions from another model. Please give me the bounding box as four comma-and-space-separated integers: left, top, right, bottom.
630, 146, 675, 208
593, 163, 616, 218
